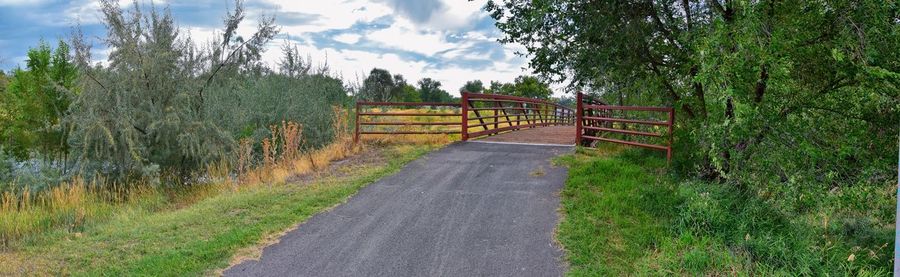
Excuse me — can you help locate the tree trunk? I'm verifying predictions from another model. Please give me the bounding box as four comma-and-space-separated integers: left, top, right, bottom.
755, 64, 769, 103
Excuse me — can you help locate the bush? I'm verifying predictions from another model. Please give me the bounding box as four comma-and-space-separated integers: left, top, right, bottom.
670, 179, 892, 274
205, 73, 350, 152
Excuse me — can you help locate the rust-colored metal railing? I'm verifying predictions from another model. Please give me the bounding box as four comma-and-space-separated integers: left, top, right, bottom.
576, 92, 675, 162
461, 92, 575, 140
354, 101, 462, 143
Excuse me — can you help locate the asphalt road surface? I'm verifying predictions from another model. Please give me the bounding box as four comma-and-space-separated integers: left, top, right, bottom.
225, 142, 572, 277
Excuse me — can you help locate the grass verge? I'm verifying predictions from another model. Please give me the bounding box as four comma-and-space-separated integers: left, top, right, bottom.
555, 146, 892, 275
554, 146, 677, 275
0, 144, 435, 276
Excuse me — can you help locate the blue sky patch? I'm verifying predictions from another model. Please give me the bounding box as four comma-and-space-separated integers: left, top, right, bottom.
0, 0, 532, 95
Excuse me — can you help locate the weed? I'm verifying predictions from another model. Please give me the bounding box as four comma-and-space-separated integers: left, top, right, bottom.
557, 145, 893, 275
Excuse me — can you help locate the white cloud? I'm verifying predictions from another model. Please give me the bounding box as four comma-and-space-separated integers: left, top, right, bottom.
424, 0, 487, 30
249, 1, 538, 96
1, 0, 544, 96
57, 0, 144, 26
0, 0, 50, 6
333, 33, 361, 44
365, 19, 456, 56
264, 0, 394, 34
184, 26, 219, 46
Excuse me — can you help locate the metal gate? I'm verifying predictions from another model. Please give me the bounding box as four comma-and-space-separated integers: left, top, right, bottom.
575, 92, 675, 162
354, 93, 575, 143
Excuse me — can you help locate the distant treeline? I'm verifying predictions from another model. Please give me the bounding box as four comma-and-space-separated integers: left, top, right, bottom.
355, 68, 571, 105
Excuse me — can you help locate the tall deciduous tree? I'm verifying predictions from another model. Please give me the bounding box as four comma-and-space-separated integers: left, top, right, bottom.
486, 0, 899, 182
278, 42, 311, 78
483, 80, 511, 95
510, 75, 551, 99
0, 40, 77, 165
359, 68, 396, 102
417, 78, 454, 103
480, 76, 552, 99
488, 2, 899, 272
460, 80, 484, 93
68, 0, 278, 179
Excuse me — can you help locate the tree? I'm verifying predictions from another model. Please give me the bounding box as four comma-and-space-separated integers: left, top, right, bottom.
510, 75, 551, 99
484, 80, 514, 95
460, 80, 484, 93
417, 78, 454, 103
480, 76, 552, 99
487, 1, 899, 272
554, 95, 575, 108
68, 0, 278, 180
359, 68, 396, 102
397, 84, 420, 103
0, 40, 77, 165
278, 42, 311, 78
389, 74, 415, 102
0, 70, 7, 103
487, 0, 899, 180
0, 70, 5, 86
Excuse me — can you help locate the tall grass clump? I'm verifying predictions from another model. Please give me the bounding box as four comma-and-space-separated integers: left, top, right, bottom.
241, 107, 361, 186
557, 146, 894, 275
0, 106, 362, 248
0, 177, 162, 247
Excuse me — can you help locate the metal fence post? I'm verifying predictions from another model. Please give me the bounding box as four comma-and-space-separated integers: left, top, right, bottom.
461, 92, 469, 141
667, 108, 675, 163
354, 102, 361, 143
576, 92, 583, 146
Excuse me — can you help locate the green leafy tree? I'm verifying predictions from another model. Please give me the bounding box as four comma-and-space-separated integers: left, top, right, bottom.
554, 95, 575, 108
0, 70, 6, 90
0, 40, 77, 164
480, 77, 551, 99
397, 84, 420, 103
359, 68, 397, 102
483, 80, 514, 95
510, 75, 551, 99
278, 43, 312, 78
460, 80, 484, 93
417, 78, 454, 103
391, 74, 419, 102
68, 0, 278, 180
0, 70, 7, 130
487, 0, 899, 272
487, 0, 898, 177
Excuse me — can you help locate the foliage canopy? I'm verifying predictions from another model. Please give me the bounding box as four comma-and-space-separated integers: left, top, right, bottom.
0, 40, 77, 162
487, 0, 899, 273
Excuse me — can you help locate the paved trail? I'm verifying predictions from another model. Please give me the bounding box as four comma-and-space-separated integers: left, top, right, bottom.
225, 142, 571, 277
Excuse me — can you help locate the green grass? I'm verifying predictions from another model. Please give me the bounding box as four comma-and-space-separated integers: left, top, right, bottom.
3, 145, 434, 276
554, 146, 679, 275
555, 146, 893, 275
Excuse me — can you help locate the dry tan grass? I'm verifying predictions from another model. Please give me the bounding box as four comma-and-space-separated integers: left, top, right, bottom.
0, 107, 368, 248
0, 105, 458, 253
357, 108, 461, 145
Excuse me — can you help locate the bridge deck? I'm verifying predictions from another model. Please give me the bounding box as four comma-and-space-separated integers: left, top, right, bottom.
476, 125, 575, 145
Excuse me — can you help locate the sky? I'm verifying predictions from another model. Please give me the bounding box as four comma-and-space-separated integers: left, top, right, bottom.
0, 0, 534, 96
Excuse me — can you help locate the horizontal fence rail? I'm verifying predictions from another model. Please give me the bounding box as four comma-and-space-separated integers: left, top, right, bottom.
576, 92, 675, 162
354, 101, 462, 143
461, 92, 575, 140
